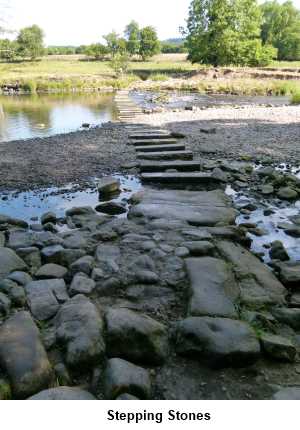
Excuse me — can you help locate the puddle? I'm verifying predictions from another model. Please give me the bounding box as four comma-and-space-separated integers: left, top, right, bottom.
0, 175, 142, 225
226, 185, 300, 263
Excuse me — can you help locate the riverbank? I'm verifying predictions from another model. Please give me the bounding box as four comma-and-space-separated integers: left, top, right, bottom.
0, 124, 136, 191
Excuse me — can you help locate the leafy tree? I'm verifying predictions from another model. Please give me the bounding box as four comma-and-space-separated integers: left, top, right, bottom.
109, 51, 130, 76
103, 31, 126, 57
261, 1, 300, 60
139, 26, 160, 61
0, 38, 18, 61
84, 43, 109, 60
17, 25, 44, 60
184, 0, 276, 66
124, 20, 140, 56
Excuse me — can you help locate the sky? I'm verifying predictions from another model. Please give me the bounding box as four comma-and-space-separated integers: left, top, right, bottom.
4, 0, 191, 45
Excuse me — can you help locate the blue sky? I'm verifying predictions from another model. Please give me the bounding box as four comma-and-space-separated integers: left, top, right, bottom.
6, 0, 191, 45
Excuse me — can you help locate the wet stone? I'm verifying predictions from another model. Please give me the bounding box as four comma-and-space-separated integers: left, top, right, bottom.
270, 241, 289, 262
41, 212, 57, 225
104, 358, 151, 400
271, 308, 300, 330
70, 255, 95, 276
7, 271, 32, 286
97, 176, 120, 195
182, 241, 215, 256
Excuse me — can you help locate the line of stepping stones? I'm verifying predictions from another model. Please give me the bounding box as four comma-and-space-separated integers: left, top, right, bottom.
115, 90, 224, 189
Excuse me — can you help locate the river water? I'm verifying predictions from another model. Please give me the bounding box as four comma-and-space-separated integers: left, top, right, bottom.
0, 92, 117, 142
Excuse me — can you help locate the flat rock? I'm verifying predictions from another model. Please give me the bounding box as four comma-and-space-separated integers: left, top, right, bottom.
25, 279, 68, 321
175, 317, 260, 368
140, 160, 201, 173
69, 273, 95, 296
183, 241, 215, 256
136, 143, 185, 153
260, 333, 296, 362
186, 257, 239, 318
217, 241, 286, 307
104, 358, 151, 400
0, 311, 53, 399
28, 387, 96, 400
273, 387, 300, 400
136, 150, 193, 161
129, 189, 237, 227
70, 255, 95, 276
271, 307, 300, 330
278, 262, 300, 287
0, 247, 27, 281
35, 263, 68, 279
106, 308, 168, 365
55, 295, 105, 368
95, 202, 126, 215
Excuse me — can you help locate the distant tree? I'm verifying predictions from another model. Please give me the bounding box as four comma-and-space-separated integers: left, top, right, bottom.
17, 25, 44, 60
184, 0, 276, 66
139, 26, 160, 61
109, 51, 130, 76
161, 39, 187, 53
0, 38, 18, 61
103, 31, 127, 57
124, 20, 140, 56
261, 0, 300, 61
84, 43, 109, 60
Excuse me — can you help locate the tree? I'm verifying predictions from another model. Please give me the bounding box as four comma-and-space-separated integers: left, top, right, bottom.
0, 38, 18, 61
17, 25, 44, 60
261, 1, 300, 61
124, 20, 140, 56
103, 31, 126, 57
184, 0, 276, 66
109, 51, 130, 76
84, 43, 109, 60
139, 26, 160, 61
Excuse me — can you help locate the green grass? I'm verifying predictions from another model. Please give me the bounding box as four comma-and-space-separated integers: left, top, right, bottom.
1, 54, 300, 95
291, 91, 300, 104
269, 60, 300, 68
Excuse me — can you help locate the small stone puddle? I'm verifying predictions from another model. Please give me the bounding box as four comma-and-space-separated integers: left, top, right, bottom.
0, 175, 142, 227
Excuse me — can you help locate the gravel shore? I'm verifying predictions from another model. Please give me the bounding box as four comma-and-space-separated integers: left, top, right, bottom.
0, 124, 136, 191
134, 105, 300, 162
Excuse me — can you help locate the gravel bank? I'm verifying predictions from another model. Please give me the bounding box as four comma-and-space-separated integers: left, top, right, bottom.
0, 124, 136, 191
134, 105, 300, 162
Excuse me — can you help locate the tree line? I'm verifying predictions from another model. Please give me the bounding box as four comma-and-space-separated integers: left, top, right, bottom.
0, 21, 175, 62
184, 0, 300, 66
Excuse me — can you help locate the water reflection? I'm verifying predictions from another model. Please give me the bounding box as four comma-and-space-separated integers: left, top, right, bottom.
0, 92, 117, 142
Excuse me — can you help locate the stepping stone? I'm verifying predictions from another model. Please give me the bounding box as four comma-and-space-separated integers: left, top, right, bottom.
140, 160, 201, 172
175, 317, 260, 368
129, 132, 172, 139
186, 257, 238, 318
129, 189, 237, 227
131, 138, 178, 146
141, 172, 223, 188
137, 150, 193, 161
135, 143, 185, 153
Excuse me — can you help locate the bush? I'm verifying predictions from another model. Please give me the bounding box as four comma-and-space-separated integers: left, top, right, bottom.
291, 91, 300, 104
22, 80, 37, 93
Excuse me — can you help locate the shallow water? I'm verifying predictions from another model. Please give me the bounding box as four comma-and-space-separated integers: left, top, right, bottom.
0, 175, 142, 224
132, 90, 290, 110
226, 185, 300, 263
0, 92, 117, 142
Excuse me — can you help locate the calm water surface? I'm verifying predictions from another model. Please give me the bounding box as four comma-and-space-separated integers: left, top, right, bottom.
0, 92, 117, 142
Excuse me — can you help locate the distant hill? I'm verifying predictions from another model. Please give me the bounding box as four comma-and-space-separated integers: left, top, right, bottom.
163, 38, 185, 45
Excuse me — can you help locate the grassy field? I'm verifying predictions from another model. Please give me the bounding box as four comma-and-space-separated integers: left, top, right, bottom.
1, 54, 300, 97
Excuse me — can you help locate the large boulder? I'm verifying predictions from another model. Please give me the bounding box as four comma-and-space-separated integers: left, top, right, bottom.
55, 295, 105, 368
106, 308, 168, 365
175, 317, 260, 368
186, 257, 238, 318
0, 311, 53, 399
104, 358, 151, 400
35, 264, 67, 279
28, 387, 96, 400
25, 279, 68, 321
273, 387, 300, 400
0, 247, 27, 281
